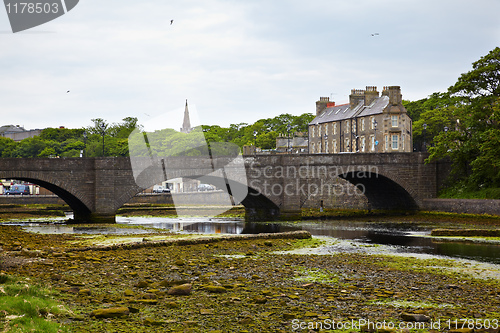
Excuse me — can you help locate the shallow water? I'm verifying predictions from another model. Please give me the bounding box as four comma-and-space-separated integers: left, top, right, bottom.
8, 215, 500, 265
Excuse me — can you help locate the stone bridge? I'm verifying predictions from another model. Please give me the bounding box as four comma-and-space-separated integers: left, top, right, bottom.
0, 153, 448, 222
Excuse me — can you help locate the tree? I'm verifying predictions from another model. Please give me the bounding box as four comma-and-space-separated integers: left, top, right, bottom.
428, 47, 500, 189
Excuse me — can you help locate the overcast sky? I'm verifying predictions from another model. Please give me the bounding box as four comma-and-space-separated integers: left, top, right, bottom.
1, 0, 499, 131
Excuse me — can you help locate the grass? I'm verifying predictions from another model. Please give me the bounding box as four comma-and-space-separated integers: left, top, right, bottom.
439, 184, 500, 199
0, 274, 69, 332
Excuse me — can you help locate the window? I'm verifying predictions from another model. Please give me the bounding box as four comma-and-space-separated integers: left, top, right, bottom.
401, 133, 405, 151
370, 117, 375, 129
391, 115, 398, 127
325, 124, 329, 135
325, 141, 329, 153
361, 118, 365, 131
318, 125, 322, 137
312, 143, 315, 153
392, 134, 398, 150
333, 122, 337, 135
361, 137, 365, 152
311, 126, 315, 138
345, 138, 350, 152
346, 120, 350, 133
333, 140, 337, 153
318, 142, 322, 153
384, 135, 388, 151
370, 135, 375, 152
352, 120, 356, 132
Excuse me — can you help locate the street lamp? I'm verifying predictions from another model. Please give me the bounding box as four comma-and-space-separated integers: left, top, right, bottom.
323, 134, 328, 153
373, 120, 378, 152
100, 123, 106, 157
444, 126, 449, 132
253, 130, 257, 156
287, 124, 291, 154
83, 131, 87, 157
423, 123, 427, 152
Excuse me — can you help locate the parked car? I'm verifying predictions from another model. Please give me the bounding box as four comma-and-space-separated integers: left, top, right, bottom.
197, 184, 215, 192
5, 185, 30, 195
153, 185, 170, 193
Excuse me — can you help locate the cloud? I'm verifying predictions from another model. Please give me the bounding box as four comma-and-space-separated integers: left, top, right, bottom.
0, 0, 499, 129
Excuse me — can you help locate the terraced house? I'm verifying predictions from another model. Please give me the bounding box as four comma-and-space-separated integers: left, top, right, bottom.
308, 86, 412, 154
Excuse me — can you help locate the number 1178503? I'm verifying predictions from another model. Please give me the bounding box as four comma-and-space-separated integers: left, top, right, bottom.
6, 2, 60, 14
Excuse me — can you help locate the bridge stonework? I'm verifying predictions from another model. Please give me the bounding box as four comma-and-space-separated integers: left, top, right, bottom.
0, 153, 445, 223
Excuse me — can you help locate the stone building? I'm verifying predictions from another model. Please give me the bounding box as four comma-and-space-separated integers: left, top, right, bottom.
276, 132, 308, 153
0, 125, 42, 142
308, 86, 412, 154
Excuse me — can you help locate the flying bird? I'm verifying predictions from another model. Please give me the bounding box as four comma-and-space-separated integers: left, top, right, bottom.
170, 20, 174, 25
66, 90, 70, 93
371, 33, 379, 37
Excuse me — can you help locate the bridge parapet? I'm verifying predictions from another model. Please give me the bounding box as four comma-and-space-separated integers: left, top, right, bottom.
0, 153, 441, 223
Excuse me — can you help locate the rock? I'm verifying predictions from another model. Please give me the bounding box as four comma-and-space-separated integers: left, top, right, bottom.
91, 307, 129, 318
128, 307, 140, 313
253, 297, 267, 304
167, 283, 192, 296
360, 324, 376, 332
50, 274, 62, 281
449, 329, 474, 333
21, 249, 42, 257
144, 318, 165, 326
204, 285, 227, 293
78, 289, 91, 296
135, 280, 150, 288
142, 293, 157, 299
400, 312, 430, 322
124, 289, 134, 297
165, 301, 179, 309
200, 309, 214, 315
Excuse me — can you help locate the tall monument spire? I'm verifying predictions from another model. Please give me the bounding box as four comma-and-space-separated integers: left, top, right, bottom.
180, 99, 192, 133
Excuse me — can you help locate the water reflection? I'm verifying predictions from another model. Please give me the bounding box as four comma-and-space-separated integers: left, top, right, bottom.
24, 225, 152, 235
294, 221, 500, 265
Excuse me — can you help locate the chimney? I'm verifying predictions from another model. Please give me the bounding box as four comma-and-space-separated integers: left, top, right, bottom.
364, 86, 379, 105
316, 97, 329, 116
349, 89, 364, 108
383, 86, 402, 105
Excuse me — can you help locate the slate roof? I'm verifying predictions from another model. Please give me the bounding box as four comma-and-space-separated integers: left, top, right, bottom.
309, 95, 390, 126
0, 125, 26, 135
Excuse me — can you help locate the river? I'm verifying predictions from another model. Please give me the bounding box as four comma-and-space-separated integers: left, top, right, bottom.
15, 215, 500, 266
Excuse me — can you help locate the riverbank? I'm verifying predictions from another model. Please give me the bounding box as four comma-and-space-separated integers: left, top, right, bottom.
1, 224, 500, 332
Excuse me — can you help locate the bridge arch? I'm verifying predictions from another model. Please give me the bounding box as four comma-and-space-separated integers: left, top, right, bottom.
121, 173, 280, 221
339, 170, 418, 210
0, 173, 92, 219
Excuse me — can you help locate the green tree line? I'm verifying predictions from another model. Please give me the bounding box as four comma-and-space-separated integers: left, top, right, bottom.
0, 117, 139, 158
0, 113, 314, 158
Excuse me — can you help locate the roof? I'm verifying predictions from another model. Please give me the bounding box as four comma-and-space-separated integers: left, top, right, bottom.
0, 125, 26, 134
309, 95, 390, 125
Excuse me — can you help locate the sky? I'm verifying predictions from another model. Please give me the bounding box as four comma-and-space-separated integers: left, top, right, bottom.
1, 0, 499, 131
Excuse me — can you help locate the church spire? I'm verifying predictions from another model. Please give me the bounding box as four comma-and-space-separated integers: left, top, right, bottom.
180, 99, 192, 133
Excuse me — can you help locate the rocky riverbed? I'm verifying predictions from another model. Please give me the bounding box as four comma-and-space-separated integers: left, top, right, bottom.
1, 224, 500, 332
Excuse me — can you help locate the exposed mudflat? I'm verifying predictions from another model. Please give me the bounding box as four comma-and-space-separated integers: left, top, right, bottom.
1, 225, 500, 332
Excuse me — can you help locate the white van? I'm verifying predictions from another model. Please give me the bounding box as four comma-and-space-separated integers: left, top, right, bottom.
153, 185, 170, 193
